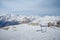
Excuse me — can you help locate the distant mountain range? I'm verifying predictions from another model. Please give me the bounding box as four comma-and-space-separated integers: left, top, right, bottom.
0, 14, 60, 27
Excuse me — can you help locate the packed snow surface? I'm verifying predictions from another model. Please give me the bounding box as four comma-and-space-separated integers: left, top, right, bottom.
0, 24, 60, 40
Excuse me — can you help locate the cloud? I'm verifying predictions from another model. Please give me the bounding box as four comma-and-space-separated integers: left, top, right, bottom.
0, 0, 60, 16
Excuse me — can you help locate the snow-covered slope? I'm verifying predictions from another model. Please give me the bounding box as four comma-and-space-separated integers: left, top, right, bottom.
0, 24, 60, 40
0, 14, 60, 40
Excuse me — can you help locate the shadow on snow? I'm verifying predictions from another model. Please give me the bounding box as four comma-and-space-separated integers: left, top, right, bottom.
0, 20, 20, 28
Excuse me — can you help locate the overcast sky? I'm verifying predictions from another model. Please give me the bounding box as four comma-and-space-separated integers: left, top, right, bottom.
0, 0, 60, 16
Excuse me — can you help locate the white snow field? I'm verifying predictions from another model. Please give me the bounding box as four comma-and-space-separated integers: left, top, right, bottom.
0, 24, 60, 40
0, 14, 60, 40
